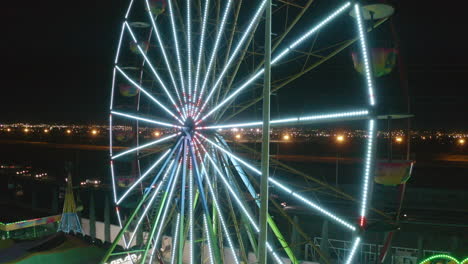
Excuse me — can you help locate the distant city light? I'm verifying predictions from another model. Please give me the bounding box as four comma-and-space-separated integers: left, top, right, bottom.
66, 129, 72, 134
459, 138, 465, 145
235, 134, 241, 139
336, 135, 345, 142
44, 129, 49, 133
395, 137, 403, 143
91, 129, 98, 135
153, 131, 161, 137
24, 128, 29, 133
283, 134, 290, 140
6, 128, 11, 132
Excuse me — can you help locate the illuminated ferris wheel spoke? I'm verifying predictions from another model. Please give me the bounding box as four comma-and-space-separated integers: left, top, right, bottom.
192, 0, 210, 117
198, 110, 370, 130
114, 23, 126, 65
202, 214, 216, 264
116, 148, 172, 205
111, 110, 181, 129
123, 22, 184, 118
148, 160, 182, 263
186, 0, 193, 118
194, 139, 284, 263
193, 143, 240, 264
111, 133, 179, 160
170, 213, 180, 264
195, 0, 234, 115
167, 0, 188, 114
197, 2, 352, 123
198, 133, 356, 231
144, 0, 186, 118
115, 66, 184, 125
194, 0, 267, 120
354, 4, 376, 106
359, 119, 376, 227
126, 158, 177, 248
345, 237, 361, 264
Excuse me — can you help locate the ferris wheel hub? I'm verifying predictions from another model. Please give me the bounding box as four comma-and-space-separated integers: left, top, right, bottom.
182, 117, 196, 136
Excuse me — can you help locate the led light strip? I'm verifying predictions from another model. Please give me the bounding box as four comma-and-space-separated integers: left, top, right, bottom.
116, 149, 171, 205
115, 66, 184, 125
111, 133, 178, 160
344, 237, 361, 264
167, 0, 187, 112
110, 161, 117, 203
355, 4, 376, 106
170, 213, 181, 264
189, 157, 194, 264
192, 0, 210, 117
144, 0, 186, 119
360, 119, 375, 226
110, 68, 117, 110
203, 214, 215, 264
194, 0, 267, 120
194, 138, 283, 263
124, 0, 134, 19
186, 0, 192, 117
193, 144, 240, 264
196, 0, 233, 113
114, 23, 126, 64
197, 2, 351, 122
149, 160, 182, 263
111, 111, 180, 129
198, 133, 355, 231
124, 22, 184, 118
198, 110, 369, 129
126, 159, 176, 247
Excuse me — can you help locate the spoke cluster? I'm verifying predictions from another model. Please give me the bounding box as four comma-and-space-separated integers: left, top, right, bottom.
105, 1, 379, 263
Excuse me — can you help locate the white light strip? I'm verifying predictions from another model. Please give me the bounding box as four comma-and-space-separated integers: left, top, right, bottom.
110, 161, 117, 203
192, 0, 210, 117
167, 0, 187, 112
199, 110, 369, 129
360, 119, 375, 223
124, 0, 134, 19
110, 68, 117, 110
199, 142, 259, 232
111, 133, 178, 160
189, 158, 194, 264
197, 2, 351, 122
116, 149, 171, 204
170, 213, 180, 264
194, 138, 283, 263
198, 133, 355, 231
150, 160, 182, 261
115, 207, 130, 248
114, 23, 126, 64
345, 237, 361, 264
186, 0, 192, 117
195, 147, 240, 264
144, 0, 186, 119
127, 159, 176, 247
196, 0, 233, 113
197, 70, 264, 123
124, 22, 183, 117
195, 0, 267, 118
111, 111, 180, 129
118, 113, 177, 131
203, 214, 215, 264
109, 114, 113, 156
115, 66, 184, 125
355, 4, 376, 106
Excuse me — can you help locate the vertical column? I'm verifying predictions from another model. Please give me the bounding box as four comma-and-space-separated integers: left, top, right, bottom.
290, 215, 300, 258
258, 0, 272, 263
320, 220, 330, 262
104, 195, 110, 242
89, 191, 96, 240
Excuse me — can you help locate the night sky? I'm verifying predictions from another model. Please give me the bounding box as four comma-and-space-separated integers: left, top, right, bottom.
2, 0, 467, 129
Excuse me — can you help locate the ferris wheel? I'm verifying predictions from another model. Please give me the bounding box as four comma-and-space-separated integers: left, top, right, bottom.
104, 0, 387, 263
